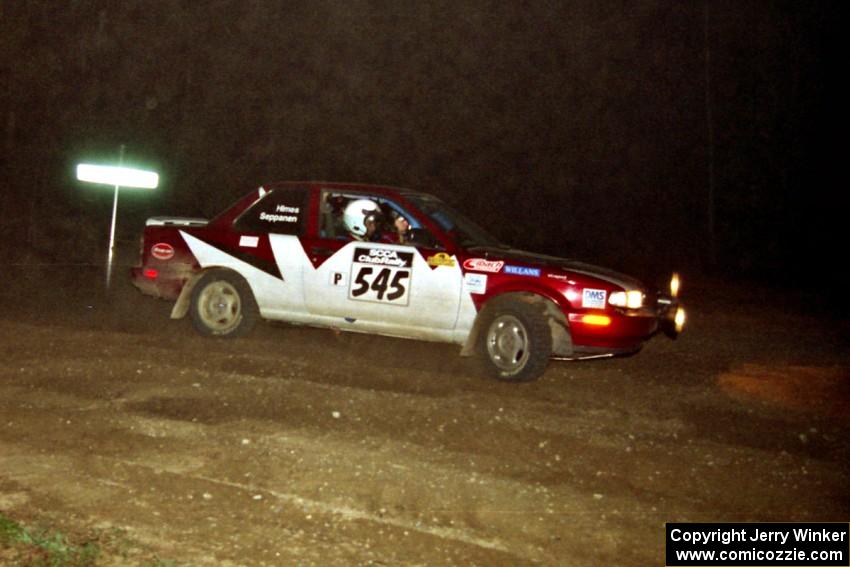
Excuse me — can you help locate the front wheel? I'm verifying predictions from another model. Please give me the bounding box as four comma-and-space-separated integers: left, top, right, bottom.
189, 269, 259, 338
477, 297, 553, 382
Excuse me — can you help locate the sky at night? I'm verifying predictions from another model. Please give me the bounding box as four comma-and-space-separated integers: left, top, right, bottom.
0, 1, 843, 290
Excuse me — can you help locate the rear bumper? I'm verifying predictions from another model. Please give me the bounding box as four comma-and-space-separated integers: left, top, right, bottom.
130, 266, 184, 300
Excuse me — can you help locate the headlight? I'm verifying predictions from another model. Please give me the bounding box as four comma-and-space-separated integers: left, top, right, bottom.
609, 290, 644, 309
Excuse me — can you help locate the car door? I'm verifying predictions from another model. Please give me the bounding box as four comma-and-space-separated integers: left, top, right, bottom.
228, 185, 311, 316
301, 190, 463, 333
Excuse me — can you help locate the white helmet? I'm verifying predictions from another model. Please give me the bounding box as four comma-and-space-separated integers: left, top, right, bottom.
343, 199, 381, 237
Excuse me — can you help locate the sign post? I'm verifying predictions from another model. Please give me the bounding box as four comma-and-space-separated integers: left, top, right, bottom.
76, 146, 159, 289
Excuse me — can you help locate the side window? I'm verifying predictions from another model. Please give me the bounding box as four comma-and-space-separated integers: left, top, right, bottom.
319, 191, 391, 241
234, 187, 309, 235
319, 191, 351, 240
318, 190, 440, 247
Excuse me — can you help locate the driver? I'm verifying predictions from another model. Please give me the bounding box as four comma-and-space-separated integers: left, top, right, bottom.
343, 199, 387, 242
362, 212, 383, 242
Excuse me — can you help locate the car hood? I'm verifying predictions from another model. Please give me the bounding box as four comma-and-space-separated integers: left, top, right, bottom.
467, 246, 646, 290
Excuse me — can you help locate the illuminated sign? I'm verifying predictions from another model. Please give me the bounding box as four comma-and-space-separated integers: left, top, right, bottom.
76, 164, 159, 189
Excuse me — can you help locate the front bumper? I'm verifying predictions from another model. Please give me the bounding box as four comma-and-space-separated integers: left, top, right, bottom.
567, 291, 684, 352
655, 293, 685, 338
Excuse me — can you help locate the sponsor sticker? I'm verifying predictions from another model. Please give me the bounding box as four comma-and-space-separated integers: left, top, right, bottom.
239, 235, 259, 248
582, 288, 607, 309
463, 273, 488, 295
151, 243, 174, 260
353, 247, 413, 268
504, 265, 541, 277
463, 258, 504, 273
427, 252, 456, 268
547, 273, 570, 282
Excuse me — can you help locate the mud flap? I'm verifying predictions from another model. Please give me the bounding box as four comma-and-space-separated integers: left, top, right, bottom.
170, 273, 202, 319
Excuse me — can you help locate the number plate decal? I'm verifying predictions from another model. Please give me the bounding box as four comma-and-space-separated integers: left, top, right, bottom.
348, 247, 413, 306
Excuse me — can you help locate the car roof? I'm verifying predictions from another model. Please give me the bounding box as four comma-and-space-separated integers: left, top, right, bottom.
264, 181, 433, 200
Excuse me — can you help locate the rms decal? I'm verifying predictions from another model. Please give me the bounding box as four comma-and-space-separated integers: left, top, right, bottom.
151, 243, 175, 260
463, 258, 504, 273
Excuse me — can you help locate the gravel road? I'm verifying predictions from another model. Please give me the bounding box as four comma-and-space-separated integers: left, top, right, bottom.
1, 270, 847, 565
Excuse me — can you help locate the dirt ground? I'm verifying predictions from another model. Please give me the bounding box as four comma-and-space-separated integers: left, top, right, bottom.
1, 267, 848, 565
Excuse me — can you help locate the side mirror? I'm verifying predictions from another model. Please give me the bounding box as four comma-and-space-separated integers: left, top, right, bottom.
407, 228, 441, 249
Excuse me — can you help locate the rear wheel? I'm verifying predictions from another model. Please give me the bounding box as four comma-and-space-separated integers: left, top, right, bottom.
190, 269, 258, 338
477, 297, 552, 382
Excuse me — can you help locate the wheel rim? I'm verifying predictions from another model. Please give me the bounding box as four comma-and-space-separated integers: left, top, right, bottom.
197, 280, 242, 333
486, 314, 530, 374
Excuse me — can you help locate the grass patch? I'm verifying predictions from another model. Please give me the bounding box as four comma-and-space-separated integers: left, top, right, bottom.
0, 511, 99, 566
0, 511, 177, 566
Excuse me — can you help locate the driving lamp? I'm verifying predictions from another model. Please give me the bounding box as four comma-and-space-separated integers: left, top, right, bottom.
670, 272, 681, 298
674, 307, 686, 332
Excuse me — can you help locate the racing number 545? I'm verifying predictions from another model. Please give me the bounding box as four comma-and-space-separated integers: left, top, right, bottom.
350, 266, 410, 304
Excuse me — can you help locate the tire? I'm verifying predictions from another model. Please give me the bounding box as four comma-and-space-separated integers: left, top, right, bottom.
189, 269, 259, 338
477, 297, 553, 382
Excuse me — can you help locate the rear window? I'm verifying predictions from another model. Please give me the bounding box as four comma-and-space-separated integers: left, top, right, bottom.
234, 187, 309, 235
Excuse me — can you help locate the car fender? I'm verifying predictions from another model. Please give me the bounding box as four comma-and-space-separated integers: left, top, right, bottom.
171, 267, 263, 320
460, 291, 572, 358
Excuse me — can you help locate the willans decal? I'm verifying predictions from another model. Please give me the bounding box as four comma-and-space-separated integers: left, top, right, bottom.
503, 265, 541, 277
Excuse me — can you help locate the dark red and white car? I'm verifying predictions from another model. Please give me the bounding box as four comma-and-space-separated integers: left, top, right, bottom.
131, 182, 685, 381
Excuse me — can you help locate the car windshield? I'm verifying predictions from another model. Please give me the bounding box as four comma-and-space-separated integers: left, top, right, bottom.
407, 194, 505, 248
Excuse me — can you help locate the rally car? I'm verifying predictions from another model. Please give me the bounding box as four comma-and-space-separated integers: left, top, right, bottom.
131, 182, 685, 382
